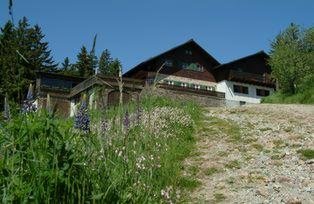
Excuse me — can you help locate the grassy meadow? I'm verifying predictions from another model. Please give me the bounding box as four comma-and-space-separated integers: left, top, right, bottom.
0, 96, 201, 203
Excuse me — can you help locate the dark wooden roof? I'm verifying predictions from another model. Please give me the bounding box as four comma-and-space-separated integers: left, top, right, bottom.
123, 39, 220, 77
36, 71, 87, 81
213, 51, 270, 71
213, 51, 275, 87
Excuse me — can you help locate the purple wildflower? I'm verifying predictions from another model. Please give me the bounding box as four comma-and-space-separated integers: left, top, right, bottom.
123, 110, 130, 131
74, 99, 90, 132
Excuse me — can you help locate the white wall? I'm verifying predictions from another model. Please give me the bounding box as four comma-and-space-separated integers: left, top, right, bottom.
216, 80, 274, 104
70, 100, 77, 117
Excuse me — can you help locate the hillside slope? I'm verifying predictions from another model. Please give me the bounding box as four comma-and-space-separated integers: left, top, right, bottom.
184, 104, 314, 203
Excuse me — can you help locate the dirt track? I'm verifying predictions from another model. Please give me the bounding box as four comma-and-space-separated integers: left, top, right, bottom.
184, 104, 314, 203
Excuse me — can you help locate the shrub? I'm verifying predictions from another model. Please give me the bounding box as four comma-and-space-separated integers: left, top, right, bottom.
297, 149, 314, 160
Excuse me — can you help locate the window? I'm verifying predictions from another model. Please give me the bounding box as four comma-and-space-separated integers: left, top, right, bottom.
185, 50, 192, 55
181, 62, 204, 72
233, 85, 248, 94
163, 80, 173, 85
206, 86, 215, 91
256, 88, 270, 96
181, 82, 187, 88
193, 84, 200, 89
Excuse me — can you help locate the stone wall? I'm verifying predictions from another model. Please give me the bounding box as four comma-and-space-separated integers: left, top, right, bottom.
152, 87, 225, 107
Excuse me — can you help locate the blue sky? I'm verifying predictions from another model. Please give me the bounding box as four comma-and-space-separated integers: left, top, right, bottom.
0, 0, 313, 72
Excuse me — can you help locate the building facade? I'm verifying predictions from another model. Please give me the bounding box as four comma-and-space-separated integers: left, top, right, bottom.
214, 51, 275, 105
124, 39, 275, 105
34, 39, 276, 116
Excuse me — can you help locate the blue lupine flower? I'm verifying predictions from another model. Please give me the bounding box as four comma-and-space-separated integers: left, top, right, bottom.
74, 98, 90, 132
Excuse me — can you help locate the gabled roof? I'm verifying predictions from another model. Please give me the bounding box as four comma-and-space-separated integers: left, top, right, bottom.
213, 51, 269, 70
123, 39, 220, 77
69, 74, 144, 98
36, 71, 87, 81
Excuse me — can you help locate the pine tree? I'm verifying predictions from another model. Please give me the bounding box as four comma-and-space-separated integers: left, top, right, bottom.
0, 17, 57, 105
61, 57, 70, 70
17, 18, 58, 73
110, 58, 121, 77
0, 21, 22, 104
76, 46, 92, 77
98, 49, 113, 76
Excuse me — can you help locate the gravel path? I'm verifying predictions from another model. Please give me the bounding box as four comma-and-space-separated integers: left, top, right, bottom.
184, 104, 314, 204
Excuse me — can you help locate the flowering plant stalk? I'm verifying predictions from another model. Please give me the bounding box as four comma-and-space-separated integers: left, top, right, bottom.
74, 94, 90, 133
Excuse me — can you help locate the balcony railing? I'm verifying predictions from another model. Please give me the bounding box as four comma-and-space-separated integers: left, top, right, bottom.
228, 70, 274, 85
157, 83, 225, 98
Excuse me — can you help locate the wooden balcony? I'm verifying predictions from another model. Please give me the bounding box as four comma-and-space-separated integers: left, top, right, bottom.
157, 83, 225, 98
228, 70, 274, 87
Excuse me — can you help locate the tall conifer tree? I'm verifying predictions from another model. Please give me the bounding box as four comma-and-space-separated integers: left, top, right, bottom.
76, 46, 92, 77
98, 49, 113, 76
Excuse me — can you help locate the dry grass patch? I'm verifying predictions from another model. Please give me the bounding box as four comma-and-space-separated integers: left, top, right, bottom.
204, 167, 221, 176
225, 160, 241, 169
213, 193, 226, 202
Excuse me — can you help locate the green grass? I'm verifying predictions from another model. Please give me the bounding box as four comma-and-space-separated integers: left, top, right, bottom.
0, 96, 201, 203
187, 166, 199, 176
297, 149, 314, 160
262, 87, 314, 104
178, 177, 201, 190
206, 117, 242, 143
